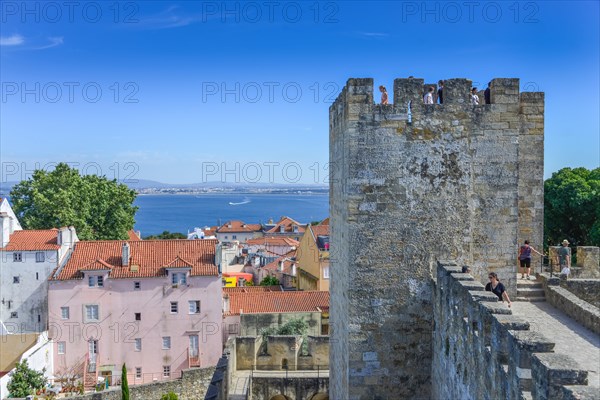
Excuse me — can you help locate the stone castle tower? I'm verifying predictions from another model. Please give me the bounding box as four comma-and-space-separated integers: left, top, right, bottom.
329, 78, 544, 399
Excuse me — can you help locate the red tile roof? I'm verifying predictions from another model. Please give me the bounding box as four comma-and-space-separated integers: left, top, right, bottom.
0, 229, 60, 251
53, 239, 218, 280
127, 230, 142, 240
225, 290, 329, 315
265, 216, 306, 234
320, 217, 329, 225
263, 250, 297, 273
310, 225, 330, 238
217, 221, 262, 233
246, 237, 299, 247
223, 286, 283, 293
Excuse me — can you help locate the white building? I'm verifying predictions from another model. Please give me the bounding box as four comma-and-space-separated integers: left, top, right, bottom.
0, 331, 54, 399
215, 220, 262, 243
0, 198, 22, 232
0, 213, 77, 333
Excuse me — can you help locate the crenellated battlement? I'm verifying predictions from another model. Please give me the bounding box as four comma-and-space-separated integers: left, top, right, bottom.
433, 262, 593, 400
330, 77, 544, 126
329, 75, 545, 399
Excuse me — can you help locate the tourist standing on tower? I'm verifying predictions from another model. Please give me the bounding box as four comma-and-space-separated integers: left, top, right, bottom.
484, 82, 491, 104
424, 87, 434, 104
518, 240, 543, 280
485, 273, 512, 307
437, 80, 444, 104
379, 85, 389, 104
471, 87, 480, 105
558, 239, 571, 276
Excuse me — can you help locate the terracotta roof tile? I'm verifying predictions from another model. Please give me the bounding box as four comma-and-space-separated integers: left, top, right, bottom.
225, 290, 329, 315
246, 237, 299, 247
127, 230, 142, 240
223, 286, 283, 293
265, 216, 306, 234
320, 217, 330, 225
310, 225, 329, 238
263, 250, 297, 273
217, 221, 262, 233
0, 229, 60, 251
54, 239, 218, 280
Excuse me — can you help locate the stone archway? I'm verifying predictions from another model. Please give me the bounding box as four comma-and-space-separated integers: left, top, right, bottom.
269, 395, 291, 400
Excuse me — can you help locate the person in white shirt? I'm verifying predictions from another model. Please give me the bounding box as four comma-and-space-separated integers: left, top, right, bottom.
471, 87, 480, 105
424, 87, 434, 104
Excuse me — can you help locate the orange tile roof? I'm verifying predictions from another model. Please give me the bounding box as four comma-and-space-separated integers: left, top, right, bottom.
310, 225, 329, 238
263, 250, 297, 273
127, 230, 142, 240
217, 221, 262, 233
203, 226, 218, 237
223, 286, 283, 293
53, 239, 218, 280
225, 290, 329, 315
265, 216, 306, 234
0, 229, 60, 251
320, 217, 330, 225
246, 237, 299, 247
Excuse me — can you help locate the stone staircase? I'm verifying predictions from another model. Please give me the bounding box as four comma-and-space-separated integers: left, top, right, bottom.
516, 278, 546, 302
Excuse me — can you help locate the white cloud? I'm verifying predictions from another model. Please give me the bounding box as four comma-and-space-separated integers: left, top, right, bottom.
35, 37, 64, 50
0, 34, 25, 46
359, 32, 389, 38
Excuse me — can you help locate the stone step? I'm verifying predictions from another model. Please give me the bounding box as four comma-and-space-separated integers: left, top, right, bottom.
515, 296, 546, 302
516, 288, 545, 297
519, 391, 533, 400
516, 281, 543, 289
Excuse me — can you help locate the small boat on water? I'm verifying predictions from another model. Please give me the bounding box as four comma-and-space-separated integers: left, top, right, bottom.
229, 197, 251, 206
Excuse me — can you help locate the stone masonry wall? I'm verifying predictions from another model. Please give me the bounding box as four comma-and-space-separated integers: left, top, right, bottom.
329, 77, 544, 399
71, 366, 215, 400
576, 246, 600, 279
433, 262, 592, 400
538, 273, 600, 335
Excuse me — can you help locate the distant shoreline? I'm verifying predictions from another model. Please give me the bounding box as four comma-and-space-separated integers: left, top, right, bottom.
135, 191, 329, 196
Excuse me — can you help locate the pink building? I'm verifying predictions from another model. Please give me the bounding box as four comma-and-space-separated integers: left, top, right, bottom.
48, 239, 222, 390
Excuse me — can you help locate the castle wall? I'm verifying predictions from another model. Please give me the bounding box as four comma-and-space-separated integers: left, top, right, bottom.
432, 262, 590, 400
329, 77, 544, 399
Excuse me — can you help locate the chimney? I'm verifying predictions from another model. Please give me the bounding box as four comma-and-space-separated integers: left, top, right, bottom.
122, 242, 130, 266
69, 226, 79, 248
57, 227, 70, 247
223, 294, 230, 314
0, 213, 10, 247
278, 260, 284, 271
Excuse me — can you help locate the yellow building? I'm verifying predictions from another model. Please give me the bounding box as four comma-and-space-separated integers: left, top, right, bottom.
297, 221, 330, 291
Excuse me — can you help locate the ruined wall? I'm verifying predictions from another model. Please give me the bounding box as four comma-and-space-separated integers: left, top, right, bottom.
71, 367, 215, 400
329, 77, 544, 399
432, 262, 591, 400
236, 335, 329, 371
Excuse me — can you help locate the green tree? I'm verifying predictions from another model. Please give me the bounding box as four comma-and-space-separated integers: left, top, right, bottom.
144, 231, 186, 239
10, 163, 138, 240
161, 392, 179, 400
121, 363, 129, 400
7, 360, 47, 398
544, 167, 600, 248
260, 275, 280, 286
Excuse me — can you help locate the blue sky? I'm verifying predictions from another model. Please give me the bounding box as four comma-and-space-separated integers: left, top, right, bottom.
1, 1, 598, 184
